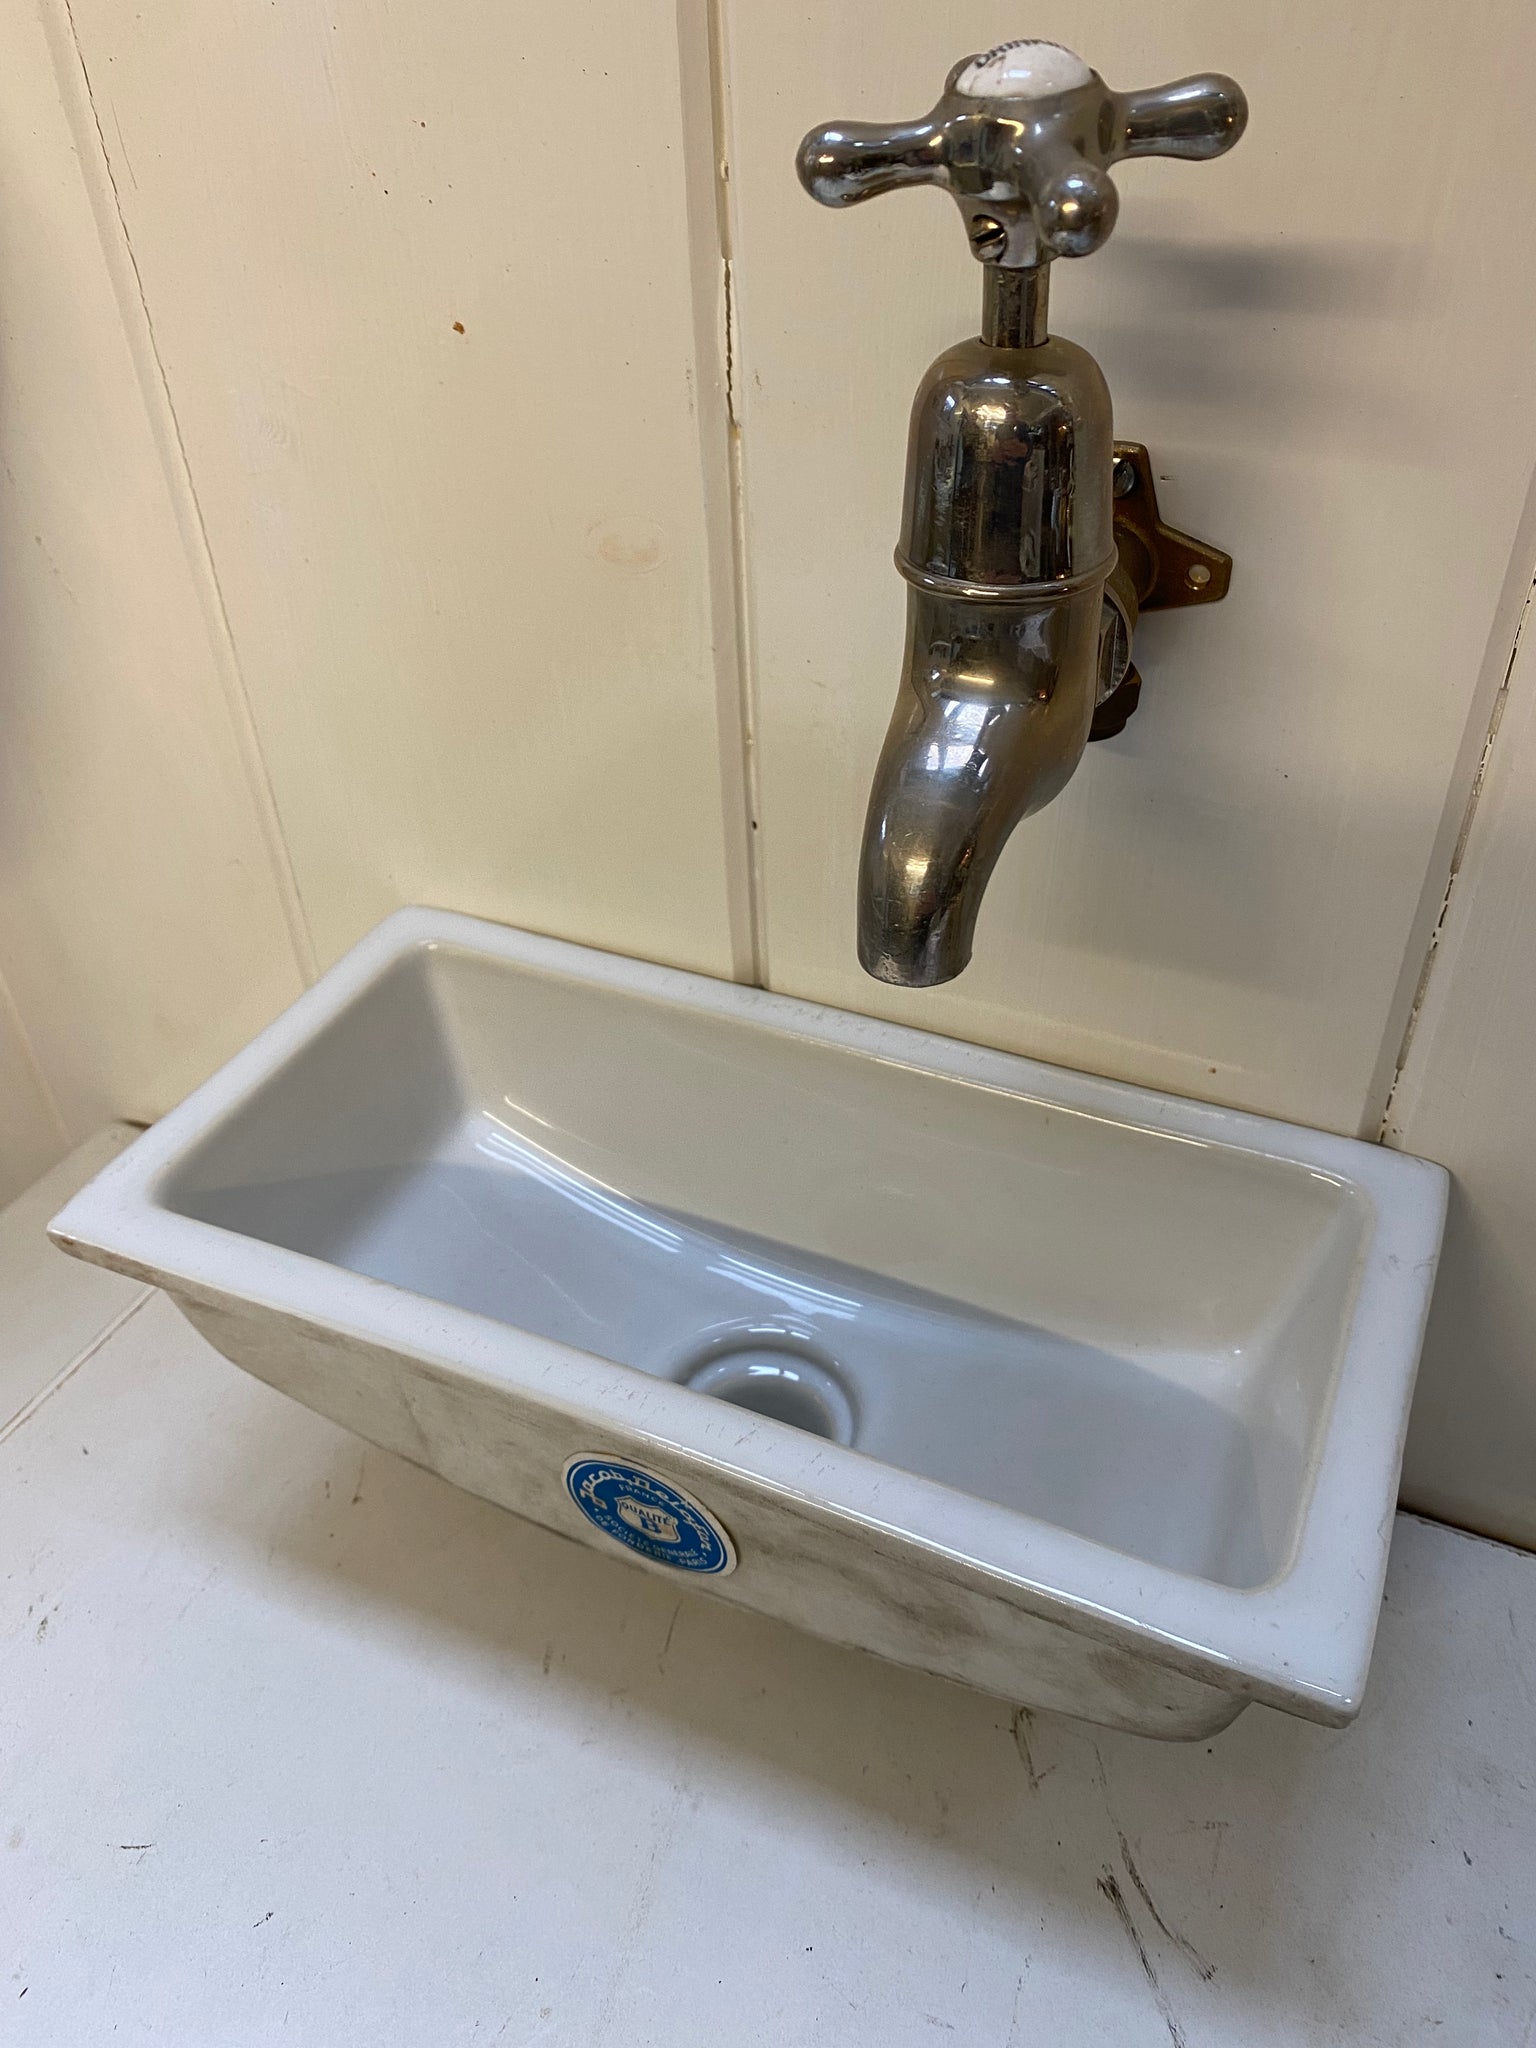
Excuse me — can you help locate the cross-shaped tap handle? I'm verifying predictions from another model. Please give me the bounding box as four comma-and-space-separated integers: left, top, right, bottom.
797, 40, 1246, 267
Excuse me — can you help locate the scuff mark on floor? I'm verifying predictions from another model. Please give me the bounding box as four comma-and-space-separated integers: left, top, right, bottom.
1011, 1709, 1054, 1792
1004, 1964, 1030, 2047
657, 1599, 683, 1675
590, 1783, 686, 2038
1097, 1867, 1187, 2048
175, 1566, 222, 1627
1119, 1832, 1216, 1981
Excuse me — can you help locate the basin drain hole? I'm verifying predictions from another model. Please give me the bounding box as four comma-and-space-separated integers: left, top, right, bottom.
683, 1345, 855, 1445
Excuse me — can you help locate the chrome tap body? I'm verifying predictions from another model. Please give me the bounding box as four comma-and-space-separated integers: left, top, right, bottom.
867, 314, 1112, 985
798, 42, 1246, 986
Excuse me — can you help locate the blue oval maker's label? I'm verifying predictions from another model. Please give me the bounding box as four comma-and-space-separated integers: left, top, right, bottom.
563, 1456, 737, 1576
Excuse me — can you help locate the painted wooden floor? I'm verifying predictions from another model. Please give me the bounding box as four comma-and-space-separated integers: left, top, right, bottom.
2, 1133, 1533, 2046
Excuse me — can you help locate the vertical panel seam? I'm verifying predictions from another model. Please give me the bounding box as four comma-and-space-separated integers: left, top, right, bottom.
1360, 454, 1536, 1140
1378, 572, 1536, 1142
702, 0, 766, 983
40, 0, 320, 986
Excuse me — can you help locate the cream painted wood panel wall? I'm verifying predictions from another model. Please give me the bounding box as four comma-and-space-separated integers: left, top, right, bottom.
57, 0, 749, 985
1388, 591, 1536, 1549
0, 0, 748, 1200
0, 0, 307, 1205
721, 2, 1536, 1134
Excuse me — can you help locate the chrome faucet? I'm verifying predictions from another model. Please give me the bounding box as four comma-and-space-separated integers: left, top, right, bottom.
798, 41, 1247, 986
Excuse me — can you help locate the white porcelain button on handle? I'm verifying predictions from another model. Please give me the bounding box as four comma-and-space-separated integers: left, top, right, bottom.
955, 40, 1093, 100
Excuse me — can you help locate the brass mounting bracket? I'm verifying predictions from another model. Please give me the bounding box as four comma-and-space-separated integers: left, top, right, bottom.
1089, 442, 1232, 741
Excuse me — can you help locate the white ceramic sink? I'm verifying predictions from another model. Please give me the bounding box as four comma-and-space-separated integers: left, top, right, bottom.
49, 908, 1447, 1738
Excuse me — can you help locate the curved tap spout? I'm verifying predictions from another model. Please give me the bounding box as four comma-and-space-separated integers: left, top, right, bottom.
858, 331, 1113, 988
859, 583, 1101, 985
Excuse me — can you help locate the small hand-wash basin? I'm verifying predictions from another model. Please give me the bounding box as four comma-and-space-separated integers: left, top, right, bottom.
50, 909, 1446, 1738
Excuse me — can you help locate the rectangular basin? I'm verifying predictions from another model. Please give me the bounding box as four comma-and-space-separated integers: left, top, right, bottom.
49, 909, 1447, 1738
